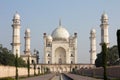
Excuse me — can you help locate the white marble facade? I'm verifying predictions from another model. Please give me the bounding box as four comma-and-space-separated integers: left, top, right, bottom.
43, 21, 77, 64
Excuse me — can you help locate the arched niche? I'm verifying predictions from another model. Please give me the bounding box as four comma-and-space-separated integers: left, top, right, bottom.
55, 47, 66, 64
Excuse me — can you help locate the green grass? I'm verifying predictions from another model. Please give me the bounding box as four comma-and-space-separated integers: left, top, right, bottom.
0, 77, 15, 80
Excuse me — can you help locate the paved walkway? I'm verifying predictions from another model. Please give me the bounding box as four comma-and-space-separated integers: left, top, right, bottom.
64, 73, 103, 80
21, 73, 103, 80
51, 75, 60, 80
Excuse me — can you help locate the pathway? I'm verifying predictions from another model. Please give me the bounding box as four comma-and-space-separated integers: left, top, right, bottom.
20, 73, 55, 80
64, 73, 103, 80
21, 73, 103, 80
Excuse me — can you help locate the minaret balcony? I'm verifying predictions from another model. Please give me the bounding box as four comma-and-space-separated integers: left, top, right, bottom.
11, 43, 21, 46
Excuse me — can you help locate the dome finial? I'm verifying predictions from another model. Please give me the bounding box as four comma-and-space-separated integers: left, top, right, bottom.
103, 11, 106, 14
59, 18, 61, 26
16, 11, 18, 14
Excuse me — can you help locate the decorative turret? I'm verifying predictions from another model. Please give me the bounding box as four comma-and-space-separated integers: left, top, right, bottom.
24, 28, 31, 55
90, 29, 96, 64
100, 12, 109, 48
11, 12, 21, 57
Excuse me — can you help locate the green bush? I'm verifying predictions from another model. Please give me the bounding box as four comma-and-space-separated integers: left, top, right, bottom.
0, 77, 15, 80
0, 45, 27, 67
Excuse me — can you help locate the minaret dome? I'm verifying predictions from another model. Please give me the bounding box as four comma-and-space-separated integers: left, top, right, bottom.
91, 28, 96, 33
101, 12, 108, 20
26, 28, 30, 33
13, 12, 20, 20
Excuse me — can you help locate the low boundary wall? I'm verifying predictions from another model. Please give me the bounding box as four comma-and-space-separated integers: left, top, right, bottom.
0, 65, 38, 78
77, 66, 120, 78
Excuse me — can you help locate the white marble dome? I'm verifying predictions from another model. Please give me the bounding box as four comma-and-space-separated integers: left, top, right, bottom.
13, 12, 20, 19
51, 26, 69, 40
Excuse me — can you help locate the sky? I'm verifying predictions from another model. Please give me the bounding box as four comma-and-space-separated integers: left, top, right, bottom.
0, 0, 120, 63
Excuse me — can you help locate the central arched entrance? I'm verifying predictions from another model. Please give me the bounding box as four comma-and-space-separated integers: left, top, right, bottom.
55, 47, 66, 64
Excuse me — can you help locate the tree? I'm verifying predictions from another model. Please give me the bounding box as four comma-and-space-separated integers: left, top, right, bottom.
0, 44, 27, 67
15, 50, 18, 80
45, 67, 50, 73
95, 53, 103, 67
38, 67, 40, 75
107, 46, 120, 65
17, 57, 27, 67
95, 45, 120, 67
27, 56, 30, 77
102, 43, 107, 80
117, 29, 120, 58
33, 62, 36, 76
36, 51, 39, 64
0, 47, 15, 66
34, 49, 39, 64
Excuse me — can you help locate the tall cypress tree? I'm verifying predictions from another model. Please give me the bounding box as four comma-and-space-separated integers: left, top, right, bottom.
117, 29, 120, 58
102, 43, 107, 80
34, 62, 36, 76
27, 56, 30, 77
15, 50, 18, 80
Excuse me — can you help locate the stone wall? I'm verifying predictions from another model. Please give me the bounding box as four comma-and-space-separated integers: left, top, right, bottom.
77, 66, 120, 78
0, 65, 38, 78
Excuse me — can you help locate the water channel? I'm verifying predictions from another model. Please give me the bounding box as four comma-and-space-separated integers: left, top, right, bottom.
51, 73, 72, 80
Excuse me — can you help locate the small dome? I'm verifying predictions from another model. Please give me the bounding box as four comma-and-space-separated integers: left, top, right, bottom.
51, 26, 69, 40
13, 12, 20, 19
47, 35, 52, 42
26, 28, 30, 33
101, 13, 108, 19
47, 35, 52, 40
91, 29, 96, 33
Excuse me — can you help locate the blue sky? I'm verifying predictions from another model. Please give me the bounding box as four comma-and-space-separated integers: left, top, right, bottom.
0, 0, 120, 63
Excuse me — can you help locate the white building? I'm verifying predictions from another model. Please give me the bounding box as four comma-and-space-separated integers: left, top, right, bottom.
43, 21, 77, 64
10, 13, 95, 73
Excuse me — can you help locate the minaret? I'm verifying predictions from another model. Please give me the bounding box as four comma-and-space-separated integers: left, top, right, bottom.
43, 32, 47, 63
24, 28, 31, 55
90, 29, 96, 64
11, 12, 21, 57
74, 32, 77, 64
100, 12, 109, 47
